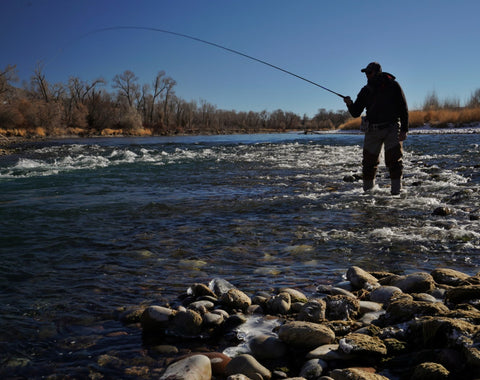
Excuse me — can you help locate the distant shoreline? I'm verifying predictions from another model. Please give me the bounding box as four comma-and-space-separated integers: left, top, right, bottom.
2, 124, 480, 156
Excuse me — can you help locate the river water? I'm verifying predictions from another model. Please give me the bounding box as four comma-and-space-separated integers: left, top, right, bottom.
1, 132, 479, 377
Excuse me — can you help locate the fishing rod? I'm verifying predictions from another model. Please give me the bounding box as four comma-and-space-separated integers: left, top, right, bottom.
83, 26, 346, 99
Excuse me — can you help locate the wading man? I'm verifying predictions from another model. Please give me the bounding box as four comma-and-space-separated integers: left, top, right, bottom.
344, 62, 408, 195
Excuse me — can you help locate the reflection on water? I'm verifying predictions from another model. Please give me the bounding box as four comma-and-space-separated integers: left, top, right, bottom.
0, 132, 479, 377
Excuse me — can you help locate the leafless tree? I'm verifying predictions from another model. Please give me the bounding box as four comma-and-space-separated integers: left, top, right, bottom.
112, 70, 140, 108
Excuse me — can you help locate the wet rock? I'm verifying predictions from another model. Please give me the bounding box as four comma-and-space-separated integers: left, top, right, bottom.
307, 344, 353, 361
368, 286, 403, 305
189, 283, 217, 298
297, 300, 326, 323
140, 305, 175, 332
432, 206, 452, 216
329, 367, 389, 380
325, 295, 360, 321
210, 278, 236, 297
202, 352, 231, 376
221, 288, 252, 311
266, 292, 291, 314
299, 358, 327, 379
464, 346, 480, 367
389, 272, 436, 294
278, 321, 335, 348
445, 285, 480, 305
151, 344, 179, 355
412, 293, 438, 303
338, 333, 387, 357
173, 309, 203, 336
431, 268, 470, 286
249, 334, 288, 359
225, 354, 272, 380
160, 354, 212, 380
346, 266, 379, 290
411, 362, 449, 380
226, 375, 252, 380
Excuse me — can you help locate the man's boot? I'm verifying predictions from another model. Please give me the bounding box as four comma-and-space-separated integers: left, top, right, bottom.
363, 179, 375, 192
391, 178, 402, 195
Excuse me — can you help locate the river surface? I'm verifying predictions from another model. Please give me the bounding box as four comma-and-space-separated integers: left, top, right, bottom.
1, 132, 479, 377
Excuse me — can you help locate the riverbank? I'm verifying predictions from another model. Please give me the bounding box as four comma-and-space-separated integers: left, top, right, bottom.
121, 266, 480, 379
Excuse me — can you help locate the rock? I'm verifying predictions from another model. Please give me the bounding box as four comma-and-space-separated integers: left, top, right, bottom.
359, 301, 383, 314
202, 311, 224, 327
160, 354, 212, 380
316, 284, 356, 298
382, 299, 449, 324
140, 305, 175, 332
279, 288, 308, 303
249, 334, 288, 359
307, 344, 353, 361
201, 352, 231, 376
338, 333, 387, 357
432, 206, 452, 216
329, 367, 390, 380
225, 354, 272, 380
266, 292, 291, 314
299, 358, 327, 379
221, 289, 252, 311
188, 300, 215, 313
347, 266, 379, 290
409, 316, 478, 348
368, 286, 403, 305
445, 285, 480, 304
431, 268, 470, 286
226, 375, 252, 380
278, 321, 335, 348
173, 309, 203, 336
151, 345, 179, 355
210, 278, 236, 296
325, 295, 360, 321
412, 293, 438, 303
297, 300, 326, 323
411, 362, 449, 380
389, 272, 436, 293
189, 283, 217, 298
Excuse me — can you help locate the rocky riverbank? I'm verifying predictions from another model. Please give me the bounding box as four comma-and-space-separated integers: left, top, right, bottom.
117, 266, 480, 380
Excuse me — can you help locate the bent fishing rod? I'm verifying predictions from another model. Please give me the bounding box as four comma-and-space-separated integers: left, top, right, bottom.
83, 26, 346, 99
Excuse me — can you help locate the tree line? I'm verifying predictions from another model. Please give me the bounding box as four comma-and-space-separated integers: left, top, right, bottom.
0, 63, 351, 138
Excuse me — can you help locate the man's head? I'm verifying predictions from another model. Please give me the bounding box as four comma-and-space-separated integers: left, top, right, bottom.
361, 62, 382, 76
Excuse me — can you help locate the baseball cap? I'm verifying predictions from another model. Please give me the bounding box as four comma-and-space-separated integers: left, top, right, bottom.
361, 62, 382, 73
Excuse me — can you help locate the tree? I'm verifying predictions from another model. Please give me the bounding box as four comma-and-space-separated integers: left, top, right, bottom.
30, 62, 51, 102
112, 70, 140, 108
0, 64, 18, 99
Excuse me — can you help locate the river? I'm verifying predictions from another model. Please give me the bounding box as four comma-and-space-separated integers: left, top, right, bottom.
1, 131, 479, 377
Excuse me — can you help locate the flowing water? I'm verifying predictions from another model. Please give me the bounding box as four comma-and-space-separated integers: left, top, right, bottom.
1, 132, 479, 377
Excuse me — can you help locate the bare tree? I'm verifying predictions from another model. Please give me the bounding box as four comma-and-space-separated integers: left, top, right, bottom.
31, 62, 51, 102
0, 64, 18, 98
112, 70, 140, 108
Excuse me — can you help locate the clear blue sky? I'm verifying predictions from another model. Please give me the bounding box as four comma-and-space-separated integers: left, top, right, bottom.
2, 0, 479, 117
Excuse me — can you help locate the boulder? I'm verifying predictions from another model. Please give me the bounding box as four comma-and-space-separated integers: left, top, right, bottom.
297, 300, 326, 323
221, 289, 252, 311
249, 334, 288, 359
160, 354, 212, 380
431, 268, 470, 286
225, 354, 271, 380
278, 321, 335, 348
330, 367, 390, 380
338, 333, 387, 357
325, 295, 360, 321
140, 305, 175, 332
411, 362, 449, 380
346, 266, 379, 290
389, 272, 436, 293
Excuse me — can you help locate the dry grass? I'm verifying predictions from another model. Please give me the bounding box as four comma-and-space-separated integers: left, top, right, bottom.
339, 107, 480, 130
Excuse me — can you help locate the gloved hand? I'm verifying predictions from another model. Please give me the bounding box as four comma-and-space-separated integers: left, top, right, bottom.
343, 96, 353, 106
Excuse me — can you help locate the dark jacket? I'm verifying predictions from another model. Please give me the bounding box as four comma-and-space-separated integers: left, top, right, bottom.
347, 72, 409, 133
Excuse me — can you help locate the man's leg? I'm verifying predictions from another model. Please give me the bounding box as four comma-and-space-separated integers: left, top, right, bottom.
384, 126, 404, 195
362, 131, 383, 191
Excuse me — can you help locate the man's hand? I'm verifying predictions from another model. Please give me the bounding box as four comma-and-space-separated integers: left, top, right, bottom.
343, 96, 353, 106
399, 131, 407, 141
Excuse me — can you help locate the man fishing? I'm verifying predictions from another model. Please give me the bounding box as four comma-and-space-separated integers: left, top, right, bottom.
343, 62, 408, 195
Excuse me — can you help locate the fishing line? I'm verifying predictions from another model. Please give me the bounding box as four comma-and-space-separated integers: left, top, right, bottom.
81, 26, 346, 99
